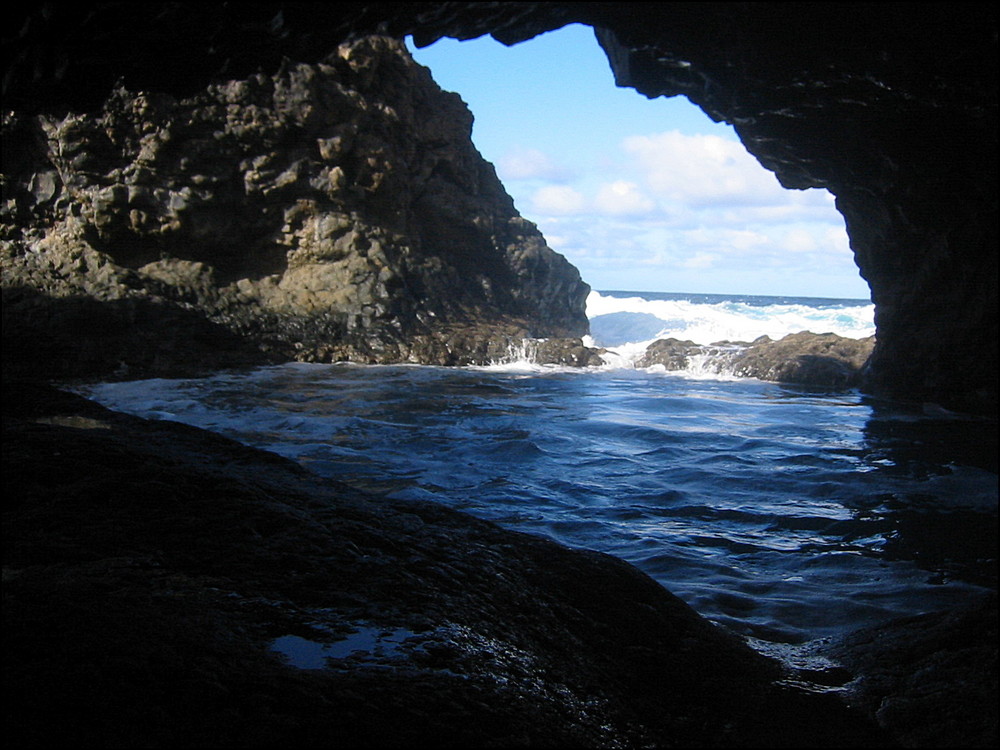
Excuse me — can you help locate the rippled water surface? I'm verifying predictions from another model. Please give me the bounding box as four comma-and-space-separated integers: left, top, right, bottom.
81, 362, 997, 645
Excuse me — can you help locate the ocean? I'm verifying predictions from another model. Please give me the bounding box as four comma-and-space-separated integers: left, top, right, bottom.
77, 290, 997, 662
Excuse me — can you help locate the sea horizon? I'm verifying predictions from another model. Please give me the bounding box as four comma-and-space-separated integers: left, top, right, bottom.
596, 288, 873, 306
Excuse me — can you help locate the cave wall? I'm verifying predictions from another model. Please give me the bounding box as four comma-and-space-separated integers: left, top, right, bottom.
4, 2, 996, 413
3, 24, 591, 375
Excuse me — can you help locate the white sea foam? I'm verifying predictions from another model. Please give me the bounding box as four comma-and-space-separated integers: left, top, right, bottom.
586, 290, 875, 348
483, 289, 875, 374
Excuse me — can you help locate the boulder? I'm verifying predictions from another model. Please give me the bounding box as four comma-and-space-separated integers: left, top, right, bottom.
732, 332, 875, 387
637, 332, 874, 388
636, 337, 703, 370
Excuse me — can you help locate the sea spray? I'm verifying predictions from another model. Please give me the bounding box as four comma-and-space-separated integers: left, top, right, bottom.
490, 338, 542, 367
585, 290, 875, 375
587, 290, 875, 347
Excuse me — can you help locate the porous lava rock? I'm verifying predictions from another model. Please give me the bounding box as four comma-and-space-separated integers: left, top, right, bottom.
730, 332, 876, 387
638, 332, 875, 388
636, 337, 704, 371
2, 34, 589, 378
828, 593, 998, 749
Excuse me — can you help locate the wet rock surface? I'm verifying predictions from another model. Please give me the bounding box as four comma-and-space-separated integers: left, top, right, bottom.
828, 593, 998, 749
3, 383, 890, 748
638, 331, 875, 388
729, 333, 875, 387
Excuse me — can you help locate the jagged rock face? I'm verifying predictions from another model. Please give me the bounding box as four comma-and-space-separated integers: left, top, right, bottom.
579, 4, 997, 415
2, 34, 589, 374
3, 3, 996, 413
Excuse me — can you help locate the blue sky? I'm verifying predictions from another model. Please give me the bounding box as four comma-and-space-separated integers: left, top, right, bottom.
406, 24, 871, 300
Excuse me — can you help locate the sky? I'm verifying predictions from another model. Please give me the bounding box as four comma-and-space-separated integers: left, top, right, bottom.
406, 24, 871, 300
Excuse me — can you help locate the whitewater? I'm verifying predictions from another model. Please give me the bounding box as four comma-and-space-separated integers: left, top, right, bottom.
77, 290, 996, 661
582, 289, 876, 370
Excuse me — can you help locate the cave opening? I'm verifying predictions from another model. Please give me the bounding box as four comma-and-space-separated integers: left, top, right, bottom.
406, 23, 872, 304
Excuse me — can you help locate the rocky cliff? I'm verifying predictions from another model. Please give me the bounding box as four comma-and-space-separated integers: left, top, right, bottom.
2, 34, 590, 379
9, 2, 993, 412
3, 5, 996, 747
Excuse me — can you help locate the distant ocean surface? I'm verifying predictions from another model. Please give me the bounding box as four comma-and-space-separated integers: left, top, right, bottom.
79, 290, 996, 662
584, 289, 876, 364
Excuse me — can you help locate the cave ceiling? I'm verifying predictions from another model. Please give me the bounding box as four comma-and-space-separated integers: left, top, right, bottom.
4, 2, 997, 412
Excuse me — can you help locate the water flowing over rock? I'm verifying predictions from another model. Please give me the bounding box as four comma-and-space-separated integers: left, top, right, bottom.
2, 35, 589, 378
638, 332, 875, 388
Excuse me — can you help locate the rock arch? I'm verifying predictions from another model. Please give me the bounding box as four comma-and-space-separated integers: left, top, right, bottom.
4, 2, 996, 413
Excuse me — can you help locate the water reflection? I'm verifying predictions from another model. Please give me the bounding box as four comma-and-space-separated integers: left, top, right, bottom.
857, 399, 998, 588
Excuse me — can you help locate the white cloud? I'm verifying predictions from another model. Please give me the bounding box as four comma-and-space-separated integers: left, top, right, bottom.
543, 233, 569, 249
499, 132, 861, 297
530, 185, 586, 215
621, 131, 786, 207
497, 146, 573, 181
678, 252, 720, 270
593, 180, 655, 215
778, 228, 818, 254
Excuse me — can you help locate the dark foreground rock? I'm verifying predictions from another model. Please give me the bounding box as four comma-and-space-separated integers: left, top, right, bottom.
828, 593, 998, 749
638, 332, 875, 388
3, 382, 889, 748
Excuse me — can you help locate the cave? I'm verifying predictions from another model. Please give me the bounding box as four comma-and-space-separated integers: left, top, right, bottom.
3, 5, 997, 747
5, 2, 996, 414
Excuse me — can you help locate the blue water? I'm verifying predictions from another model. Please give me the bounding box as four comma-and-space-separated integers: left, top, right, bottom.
78, 291, 996, 653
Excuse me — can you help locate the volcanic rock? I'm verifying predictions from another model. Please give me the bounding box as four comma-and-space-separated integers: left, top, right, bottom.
636, 337, 704, 370
2, 383, 888, 748
828, 593, 997, 749
1, 35, 589, 380
731, 332, 875, 387
638, 332, 875, 388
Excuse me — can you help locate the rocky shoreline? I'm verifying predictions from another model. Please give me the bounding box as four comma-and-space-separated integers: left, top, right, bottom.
636, 331, 875, 388
5, 381, 995, 747
2, 36, 591, 382
2, 33, 874, 390
3, 6, 995, 746
4, 381, 893, 748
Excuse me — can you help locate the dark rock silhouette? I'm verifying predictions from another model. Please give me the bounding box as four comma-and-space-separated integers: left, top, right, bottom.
3, 4, 996, 747
8, 2, 993, 412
